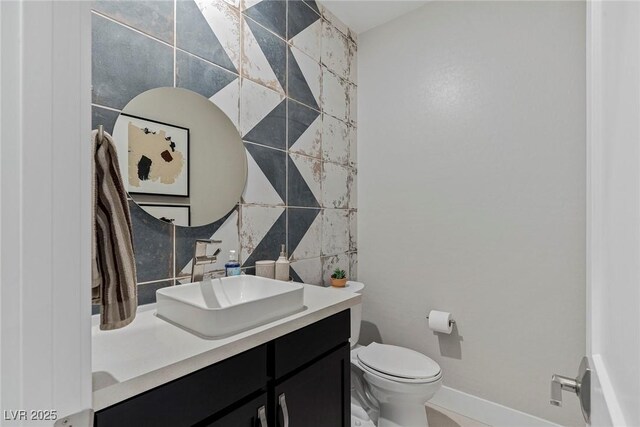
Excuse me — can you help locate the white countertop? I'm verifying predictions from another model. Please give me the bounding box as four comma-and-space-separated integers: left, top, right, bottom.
92, 283, 361, 411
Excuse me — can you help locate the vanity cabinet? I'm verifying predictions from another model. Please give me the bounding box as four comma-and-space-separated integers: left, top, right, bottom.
94, 310, 350, 427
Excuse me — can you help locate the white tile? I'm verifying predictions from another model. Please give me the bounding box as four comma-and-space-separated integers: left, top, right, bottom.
289, 107, 322, 159
290, 19, 321, 63
242, 147, 285, 205
241, 0, 261, 11
290, 153, 322, 205
322, 209, 349, 256
322, 113, 350, 165
348, 82, 357, 126
291, 45, 321, 108
239, 205, 284, 263
210, 77, 240, 129
319, 5, 349, 37
322, 161, 349, 208
196, 0, 241, 71
321, 67, 348, 122
241, 17, 285, 94
348, 125, 357, 168
349, 210, 357, 252
321, 20, 349, 80
348, 167, 357, 209
239, 78, 284, 137
291, 257, 322, 285
321, 253, 349, 286
349, 252, 357, 281
290, 211, 322, 260
222, 0, 240, 8
348, 39, 357, 84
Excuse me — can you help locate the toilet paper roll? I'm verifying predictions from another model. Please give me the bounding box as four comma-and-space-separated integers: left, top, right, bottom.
428, 310, 453, 334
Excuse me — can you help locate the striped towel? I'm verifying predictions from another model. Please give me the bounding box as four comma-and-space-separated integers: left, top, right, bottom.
92, 129, 137, 330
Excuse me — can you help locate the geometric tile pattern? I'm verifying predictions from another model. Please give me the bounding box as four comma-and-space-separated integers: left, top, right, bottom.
91, 0, 357, 302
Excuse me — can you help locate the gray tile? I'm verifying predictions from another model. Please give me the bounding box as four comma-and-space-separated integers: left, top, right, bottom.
176, 0, 238, 73
287, 0, 320, 40
243, 0, 286, 39
92, 0, 174, 44
245, 142, 287, 202
242, 98, 287, 149
92, 106, 120, 135
92, 13, 173, 110
129, 200, 174, 283
176, 50, 238, 98
138, 279, 174, 305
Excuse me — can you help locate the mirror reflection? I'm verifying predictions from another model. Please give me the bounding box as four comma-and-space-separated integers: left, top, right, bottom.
112, 87, 247, 227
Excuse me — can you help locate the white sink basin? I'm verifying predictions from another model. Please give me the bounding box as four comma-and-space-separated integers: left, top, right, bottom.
155, 275, 305, 338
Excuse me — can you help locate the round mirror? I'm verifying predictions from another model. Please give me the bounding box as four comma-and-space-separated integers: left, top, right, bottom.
112, 87, 247, 227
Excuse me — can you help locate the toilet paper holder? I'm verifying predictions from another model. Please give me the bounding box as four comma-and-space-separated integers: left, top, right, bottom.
425, 314, 456, 327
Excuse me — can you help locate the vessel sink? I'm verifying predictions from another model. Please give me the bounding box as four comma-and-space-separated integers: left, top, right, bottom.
156, 275, 304, 338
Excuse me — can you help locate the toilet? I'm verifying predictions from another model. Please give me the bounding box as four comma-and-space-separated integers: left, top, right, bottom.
332, 281, 442, 427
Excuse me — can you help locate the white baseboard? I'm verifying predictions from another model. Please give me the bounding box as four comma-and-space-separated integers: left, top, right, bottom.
430, 386, 562, 427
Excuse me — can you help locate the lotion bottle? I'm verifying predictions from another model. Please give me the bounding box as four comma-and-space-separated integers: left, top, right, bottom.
275, 244, 289, 281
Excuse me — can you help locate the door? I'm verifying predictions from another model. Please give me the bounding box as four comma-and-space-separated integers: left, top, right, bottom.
550, 2, 640, 426
274, 344, 350, 427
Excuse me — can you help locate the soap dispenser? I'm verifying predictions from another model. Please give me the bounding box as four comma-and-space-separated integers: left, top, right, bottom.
225, 250, 241, 277
275, 244, 289, 281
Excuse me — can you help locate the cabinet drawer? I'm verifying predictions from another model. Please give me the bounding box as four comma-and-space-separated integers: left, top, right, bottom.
95, 345, 267, 427
273, 310, 350, 379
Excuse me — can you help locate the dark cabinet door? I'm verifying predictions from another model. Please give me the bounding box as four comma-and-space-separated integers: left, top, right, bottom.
274, 343, 350, 427
204, 393, 268, 427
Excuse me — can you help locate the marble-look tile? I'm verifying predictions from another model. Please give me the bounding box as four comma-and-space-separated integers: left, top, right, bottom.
322, 161, 349, 209
241, 0, 286, 39
349, 125, 357, 168
176, 50, 238, 99
242, 16, 286, 94
322, 209, 349, 256
196, 0, 241, 71
349, 167, 357, 209
175, 209, 239, 276
92, 0, 174, 44
349, 252, 358, 281
138, 280, 175, 305
322, 114, 350, 165
240, 205, 286, 266
92, 106, 120, 135
92, 13, 173, 110
243, 143, 286, 205
177, 0, 239, 74
288, 1, 321, 62
321, 20, 349, 80
240, 78, 286, 147
288, 208, 321, 260
288, 99, 321, 159
288, 153, 321, 208
128, 200, 174, 283
290, 257, 322, 286
321, 67, 349, 122
349, 210, 357, 252
321, 253, 349, 286
288, 46, 321, 111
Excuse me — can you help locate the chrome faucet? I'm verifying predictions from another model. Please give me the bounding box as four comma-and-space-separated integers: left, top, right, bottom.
191, 239, 222, 282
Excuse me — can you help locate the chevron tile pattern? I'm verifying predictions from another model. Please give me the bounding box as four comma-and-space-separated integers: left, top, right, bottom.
91, 0, 357, 302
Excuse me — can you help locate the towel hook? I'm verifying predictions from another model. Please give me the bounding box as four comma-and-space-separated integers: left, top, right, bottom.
97, 124, 105, 144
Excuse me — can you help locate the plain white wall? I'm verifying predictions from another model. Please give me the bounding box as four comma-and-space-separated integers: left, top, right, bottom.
358, 2, 585, 426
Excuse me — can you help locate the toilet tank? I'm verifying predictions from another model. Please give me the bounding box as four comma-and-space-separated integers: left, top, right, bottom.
330, 281, 365, 348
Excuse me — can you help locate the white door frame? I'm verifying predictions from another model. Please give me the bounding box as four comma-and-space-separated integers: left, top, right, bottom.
586, 1, 640, 426
0, 1, 92, 425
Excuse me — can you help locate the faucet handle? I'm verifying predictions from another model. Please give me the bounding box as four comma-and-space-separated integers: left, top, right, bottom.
194, 239, 222, 257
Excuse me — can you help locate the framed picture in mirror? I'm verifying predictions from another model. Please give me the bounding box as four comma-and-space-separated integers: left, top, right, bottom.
114, 113, 190, 197
139, 203, 191, 227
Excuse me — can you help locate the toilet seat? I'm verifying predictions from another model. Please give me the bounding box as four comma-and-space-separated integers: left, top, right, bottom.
356, 343, 441, 384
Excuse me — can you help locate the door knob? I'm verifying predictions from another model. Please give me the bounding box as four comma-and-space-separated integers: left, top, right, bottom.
550, 356, 591, 423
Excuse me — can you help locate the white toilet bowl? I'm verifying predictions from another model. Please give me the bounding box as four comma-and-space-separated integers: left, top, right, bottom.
332, 281, 442, 427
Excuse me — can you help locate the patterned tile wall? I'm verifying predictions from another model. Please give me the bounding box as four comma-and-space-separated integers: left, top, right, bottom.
91, 0, 357, 306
